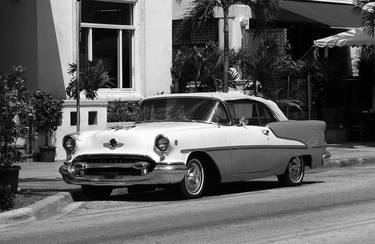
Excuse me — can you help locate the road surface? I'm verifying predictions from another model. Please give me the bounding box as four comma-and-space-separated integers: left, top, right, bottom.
1, 165, 375, 243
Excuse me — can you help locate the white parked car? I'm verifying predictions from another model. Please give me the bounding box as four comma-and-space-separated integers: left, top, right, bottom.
59, 92, 329, 199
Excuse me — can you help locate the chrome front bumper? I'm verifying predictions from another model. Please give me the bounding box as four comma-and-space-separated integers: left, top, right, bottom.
59, 162, 186, 187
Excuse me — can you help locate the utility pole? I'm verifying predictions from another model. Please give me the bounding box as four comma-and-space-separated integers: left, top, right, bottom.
308, 73, 312, 120
76, 0, 81, 132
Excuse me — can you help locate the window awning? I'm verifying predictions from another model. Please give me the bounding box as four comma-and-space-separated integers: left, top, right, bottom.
275, 0, 361, 29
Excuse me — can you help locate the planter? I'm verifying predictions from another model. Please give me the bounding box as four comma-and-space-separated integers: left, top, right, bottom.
39, 146, 56, 162
0, 166, 20, 193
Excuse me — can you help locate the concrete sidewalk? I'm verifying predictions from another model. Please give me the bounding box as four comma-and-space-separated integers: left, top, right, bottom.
326, 143, 375, 167
1, 143, 375, 226
16, 161, 78, 192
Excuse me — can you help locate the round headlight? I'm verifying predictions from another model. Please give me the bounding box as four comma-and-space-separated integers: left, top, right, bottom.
155, 135, 169, 152
63, 136, 76, 152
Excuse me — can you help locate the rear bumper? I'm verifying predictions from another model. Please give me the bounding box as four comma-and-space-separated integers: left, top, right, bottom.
59, 163, 186, 187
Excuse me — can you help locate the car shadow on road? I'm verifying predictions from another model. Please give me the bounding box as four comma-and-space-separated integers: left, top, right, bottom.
71, 180, 324, 202
205, 180, 322, 197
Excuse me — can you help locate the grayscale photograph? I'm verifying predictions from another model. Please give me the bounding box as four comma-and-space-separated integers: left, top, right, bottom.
1, 0, 375, 243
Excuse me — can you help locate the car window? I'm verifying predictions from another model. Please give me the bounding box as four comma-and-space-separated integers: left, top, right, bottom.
137, 98, 230, 125
211, 102, 230, 125
227, 99, 276, 126
257, 103, 277, 126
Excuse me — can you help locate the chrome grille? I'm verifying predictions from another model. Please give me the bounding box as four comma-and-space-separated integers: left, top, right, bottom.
72, 155, 156, 177
85, 168, 141, 177
74, 155, 155, 166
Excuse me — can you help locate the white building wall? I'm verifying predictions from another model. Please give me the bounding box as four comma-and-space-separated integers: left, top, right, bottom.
144, 0, 173, 96
36, 0, 74, 97
173, 2, 252, 50
215, 5, 252, 50
0, 0, 173, 160
55, 100, 108, 160
43, 0, 173, 159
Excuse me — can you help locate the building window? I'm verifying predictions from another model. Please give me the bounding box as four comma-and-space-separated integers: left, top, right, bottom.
70, 112, 77, 126
81, 0, 135, 89
88, 111, 98, 125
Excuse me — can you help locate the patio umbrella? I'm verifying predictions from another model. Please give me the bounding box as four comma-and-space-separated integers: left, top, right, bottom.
313, 28, 375, 48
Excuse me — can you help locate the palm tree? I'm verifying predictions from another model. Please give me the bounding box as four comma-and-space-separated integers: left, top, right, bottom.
354, 0, 375, 37
175, 0, 279, 92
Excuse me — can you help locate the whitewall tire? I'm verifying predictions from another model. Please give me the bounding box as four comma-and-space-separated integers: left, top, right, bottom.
178, 157, 206, 199
277, 156, 305, 186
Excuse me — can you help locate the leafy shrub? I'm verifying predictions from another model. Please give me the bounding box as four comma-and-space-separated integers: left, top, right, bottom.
0, 66, 33, 167
107, 101, 140, 122
66, 60, 110, 100
0, 186, 14, 211
171, 42, 240, 93
32, 90, 63, 147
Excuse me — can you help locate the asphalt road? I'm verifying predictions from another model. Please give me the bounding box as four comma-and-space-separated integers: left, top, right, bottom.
2, 165, 375, 244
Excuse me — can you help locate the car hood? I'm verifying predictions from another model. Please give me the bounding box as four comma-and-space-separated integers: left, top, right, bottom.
71, 122, 216, 159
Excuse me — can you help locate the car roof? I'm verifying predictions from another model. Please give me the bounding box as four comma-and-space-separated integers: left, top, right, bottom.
145, 92, 288, 121
146, 91, 268, 103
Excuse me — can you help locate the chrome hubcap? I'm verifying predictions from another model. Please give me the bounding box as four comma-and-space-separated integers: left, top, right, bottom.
185, 159, 204, 195
288, 157, 303, 183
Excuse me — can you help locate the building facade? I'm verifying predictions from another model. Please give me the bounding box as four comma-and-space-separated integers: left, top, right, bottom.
0, 0, 172, 99
173, 0, 375, 143
0, 0, 173, 160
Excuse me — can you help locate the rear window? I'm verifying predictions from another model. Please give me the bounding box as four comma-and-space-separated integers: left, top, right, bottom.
226, 99, 277, 126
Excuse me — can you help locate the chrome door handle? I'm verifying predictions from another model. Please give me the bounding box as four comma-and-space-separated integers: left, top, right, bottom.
262, 129, 270, 136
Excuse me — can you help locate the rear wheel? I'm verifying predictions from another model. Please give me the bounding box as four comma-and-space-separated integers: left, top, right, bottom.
178, 157, 206, 199
81, 185, 112, 200
277, 156, 305, 186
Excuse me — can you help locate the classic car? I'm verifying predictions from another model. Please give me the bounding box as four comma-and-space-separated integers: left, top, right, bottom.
59, 92, 329, 199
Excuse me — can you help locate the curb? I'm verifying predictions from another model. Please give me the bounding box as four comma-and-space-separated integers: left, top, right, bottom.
325, 156, 375, 168
0, 192, 73, 226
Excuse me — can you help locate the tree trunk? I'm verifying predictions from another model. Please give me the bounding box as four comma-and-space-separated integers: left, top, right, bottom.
223, 5, 229, 93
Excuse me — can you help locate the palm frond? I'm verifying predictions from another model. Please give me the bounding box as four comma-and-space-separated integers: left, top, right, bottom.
66, 60, 110, 99
275, 99, 303, 111
353, 0, 375, 36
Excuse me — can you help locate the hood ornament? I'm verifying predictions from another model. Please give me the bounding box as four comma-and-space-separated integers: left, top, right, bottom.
103, 138, 124, 150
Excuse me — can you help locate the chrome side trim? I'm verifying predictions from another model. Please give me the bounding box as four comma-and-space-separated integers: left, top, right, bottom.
231, 145, 308, 150
181, 144, 307, 154
181, 146, 231, 154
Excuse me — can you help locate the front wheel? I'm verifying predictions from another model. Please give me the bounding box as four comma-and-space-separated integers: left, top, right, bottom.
277, 156, 305, 186
81, 185, 113, 200
178, 157, 206, 199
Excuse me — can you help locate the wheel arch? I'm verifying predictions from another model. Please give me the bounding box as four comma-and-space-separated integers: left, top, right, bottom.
187, 151, 222, 185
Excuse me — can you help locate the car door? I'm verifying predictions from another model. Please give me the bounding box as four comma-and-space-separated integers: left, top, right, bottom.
226, 99, 277, 178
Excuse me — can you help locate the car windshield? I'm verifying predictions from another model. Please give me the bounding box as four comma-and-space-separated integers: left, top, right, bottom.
136, 97, 229, 124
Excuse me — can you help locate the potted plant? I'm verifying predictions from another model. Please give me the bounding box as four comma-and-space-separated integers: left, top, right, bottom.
0, 66, 31, 193
32, 90, 63, 162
